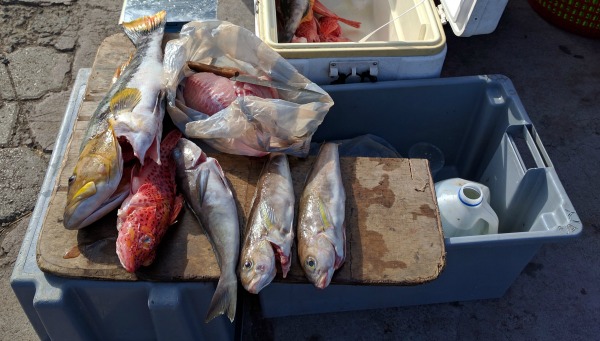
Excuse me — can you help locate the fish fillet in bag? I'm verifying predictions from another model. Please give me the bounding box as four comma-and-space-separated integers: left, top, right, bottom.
162, 20, 333, 157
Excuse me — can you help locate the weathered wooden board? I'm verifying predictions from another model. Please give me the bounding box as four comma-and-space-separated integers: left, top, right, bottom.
37, 34, 445, 285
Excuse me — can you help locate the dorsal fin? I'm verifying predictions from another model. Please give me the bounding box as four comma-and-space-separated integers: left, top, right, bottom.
122, 10, 167, 46
112, 53, 134, 84
109, 88, 142, 114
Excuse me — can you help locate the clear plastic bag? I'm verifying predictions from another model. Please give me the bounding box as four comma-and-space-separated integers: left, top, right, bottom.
162, 20, 334, 157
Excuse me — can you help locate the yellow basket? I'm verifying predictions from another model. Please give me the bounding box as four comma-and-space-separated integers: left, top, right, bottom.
529, 0, 600, 38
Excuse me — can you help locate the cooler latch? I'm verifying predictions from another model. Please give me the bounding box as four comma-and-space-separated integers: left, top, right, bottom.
329, 61, 379, 84
436, 4, 448, 25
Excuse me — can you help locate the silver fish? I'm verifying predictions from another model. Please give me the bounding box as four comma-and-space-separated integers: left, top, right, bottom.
173, 138, 240, 323
297, 142, 346, 289
239, 153, 295, 294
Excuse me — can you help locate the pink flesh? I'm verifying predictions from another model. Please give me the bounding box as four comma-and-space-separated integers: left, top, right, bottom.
183, 72, 278, 116
183, 73, 237, 116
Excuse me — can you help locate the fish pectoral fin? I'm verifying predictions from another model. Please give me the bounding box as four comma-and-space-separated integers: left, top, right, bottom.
197, 169, 211, 204
260, 202, 278, 231
110, 88, 142, 115
170, 194, 184, 225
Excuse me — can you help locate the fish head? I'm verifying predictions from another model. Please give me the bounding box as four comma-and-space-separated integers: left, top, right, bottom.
115, 214, 157, 272
239, 240, 276, 294
64, 128, 123, 229
300, 235, 336, 289
173, 138, 207, 172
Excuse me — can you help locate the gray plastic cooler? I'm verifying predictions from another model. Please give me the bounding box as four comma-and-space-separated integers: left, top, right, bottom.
256, 74, 582, 317
11, 71, 581, 335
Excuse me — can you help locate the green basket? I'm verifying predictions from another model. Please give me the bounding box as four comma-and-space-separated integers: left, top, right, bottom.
529, 0, 600, 38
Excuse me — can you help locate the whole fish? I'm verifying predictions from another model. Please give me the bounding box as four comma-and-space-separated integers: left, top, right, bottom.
277, 0, 310, 43
116, 129, 184, 273
239, 153, 295, 294
64, 11, 167, 230
173, 138, 240, 323
297, 143, 346, 289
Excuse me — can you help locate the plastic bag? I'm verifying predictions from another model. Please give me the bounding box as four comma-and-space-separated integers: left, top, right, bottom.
163, 20, 334, 157
309, 134, 402, 157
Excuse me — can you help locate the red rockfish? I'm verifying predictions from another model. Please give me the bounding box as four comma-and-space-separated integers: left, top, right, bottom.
116, 129, 184, 272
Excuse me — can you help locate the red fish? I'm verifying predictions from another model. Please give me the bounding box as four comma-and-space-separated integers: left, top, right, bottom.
116, 129, 184, 272
313, 0, 361, 29
291, 0, 361, 43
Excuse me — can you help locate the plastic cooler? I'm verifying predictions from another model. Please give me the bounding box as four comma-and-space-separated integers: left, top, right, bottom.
10, 69, 236, 341
255, 0, 508, 84
255, 74, 582, 317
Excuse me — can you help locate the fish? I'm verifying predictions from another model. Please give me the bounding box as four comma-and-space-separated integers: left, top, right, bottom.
182, 72, 278, 116
63, 11, 167, 230
82, 11, 166, 164
116, 129, 184, 273
173, 138, 240, 323
111, 11, 167, 164
239, 153, 295, 294
297, 142, 346, 289
277, 0, 311, 43
290, 0, 361, 43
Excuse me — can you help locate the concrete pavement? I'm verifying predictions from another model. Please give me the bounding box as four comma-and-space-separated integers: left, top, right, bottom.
1, 0, 598, 340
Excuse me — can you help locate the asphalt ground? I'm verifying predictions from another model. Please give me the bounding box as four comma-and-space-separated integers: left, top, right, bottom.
0, 0, 598, 340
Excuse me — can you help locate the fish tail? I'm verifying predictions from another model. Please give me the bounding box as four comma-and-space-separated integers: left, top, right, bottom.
122, 10, 167, 46
205, 277, 237, 323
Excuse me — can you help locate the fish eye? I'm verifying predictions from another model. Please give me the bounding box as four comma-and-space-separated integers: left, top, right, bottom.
243, 260, 253, 269
141, 235, 153, 246
68, 175, 76, 184
306, 257, 316, 269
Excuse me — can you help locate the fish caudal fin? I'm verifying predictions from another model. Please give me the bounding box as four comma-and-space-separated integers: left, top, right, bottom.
122, 10, 167, 46
205, 277, 237, 323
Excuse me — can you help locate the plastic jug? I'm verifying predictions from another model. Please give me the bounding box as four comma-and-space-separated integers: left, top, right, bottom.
435, 178, 499, 238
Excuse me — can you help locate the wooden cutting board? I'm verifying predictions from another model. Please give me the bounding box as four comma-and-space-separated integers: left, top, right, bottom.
36, 33, 445, 285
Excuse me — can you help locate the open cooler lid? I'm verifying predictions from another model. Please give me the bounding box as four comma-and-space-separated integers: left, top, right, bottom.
438, 0, 508, 37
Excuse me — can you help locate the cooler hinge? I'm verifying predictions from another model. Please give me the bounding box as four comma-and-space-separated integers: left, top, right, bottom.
436, 4, 448, 25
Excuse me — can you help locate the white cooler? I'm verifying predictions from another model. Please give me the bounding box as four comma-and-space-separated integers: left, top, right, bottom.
255, 0, 509, 84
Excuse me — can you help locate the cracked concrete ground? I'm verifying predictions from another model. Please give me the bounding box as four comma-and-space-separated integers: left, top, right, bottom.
1, 0, 599, 340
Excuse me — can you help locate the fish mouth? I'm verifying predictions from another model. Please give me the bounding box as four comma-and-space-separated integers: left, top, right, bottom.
63, 186, 129, 230
316, 273, 331, 289
246, 276, 267, 294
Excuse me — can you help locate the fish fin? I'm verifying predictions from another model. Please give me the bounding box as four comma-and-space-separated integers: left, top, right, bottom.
110, 88, 142, 115
122, 10, 167, 46
260, 202, 278, 231
317, 197, 345, 268
170, 194, 184, 225
205, 277, 237, 323
317, 197, 334, 231
112, 53, 134, 84
197, 169, 210, 205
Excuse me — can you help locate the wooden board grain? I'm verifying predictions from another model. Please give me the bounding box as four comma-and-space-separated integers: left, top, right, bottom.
36, 33, 445, 285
